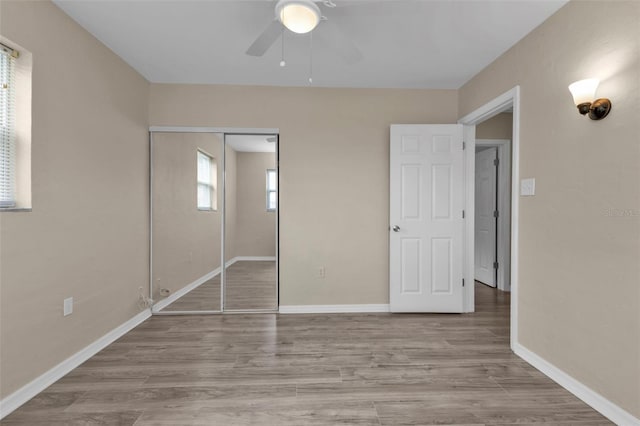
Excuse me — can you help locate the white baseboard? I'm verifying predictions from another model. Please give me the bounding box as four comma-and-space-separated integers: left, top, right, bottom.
152, 267, 221, 312
279, 304, 390, 314
514, 343, 640, 426
234, 256, 276, 262
0, 309, 151, 420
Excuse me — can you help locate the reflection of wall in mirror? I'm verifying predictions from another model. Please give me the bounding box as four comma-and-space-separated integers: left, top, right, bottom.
235, 152, 277, 257
152, 132, 223, 300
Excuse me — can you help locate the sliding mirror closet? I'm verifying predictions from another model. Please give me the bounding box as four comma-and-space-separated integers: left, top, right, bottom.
150, 129, 278, 314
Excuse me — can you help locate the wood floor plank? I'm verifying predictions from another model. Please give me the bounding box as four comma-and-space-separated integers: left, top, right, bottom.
0, 284, 613, 425
1, 411, 143, 426
132, 400, 380, 426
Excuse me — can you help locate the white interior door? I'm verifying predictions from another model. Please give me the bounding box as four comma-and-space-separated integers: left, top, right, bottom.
474, 147, 497, 287
389, 125, 465, 313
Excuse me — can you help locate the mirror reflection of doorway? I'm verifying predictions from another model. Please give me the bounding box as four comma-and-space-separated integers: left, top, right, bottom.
224, 134, 278, 311
149, 128, 278, 314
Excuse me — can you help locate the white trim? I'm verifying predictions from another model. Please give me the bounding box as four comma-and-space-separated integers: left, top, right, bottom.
476, 139, 512, 292
279, 304, 390, 314
152, 268, 222, 313
462, 125, 476, 312
148, 131, 154, 308
275, 135, 280, 310
514, 343, 640, 426
150, 126, 279, 134
458, 88, 518, 125
221, 133, 227, 312
234, 256, 276, 262
458, 85, 520, 347
0, 309, 151, 420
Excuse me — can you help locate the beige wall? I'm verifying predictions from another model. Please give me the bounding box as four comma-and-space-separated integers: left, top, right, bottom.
150, 85, 458, 305
459, 0, 640, 417
476, 112, 513, 140
0, 0, 149, 399
152, 133, 223, 301
235, 152, 277, 257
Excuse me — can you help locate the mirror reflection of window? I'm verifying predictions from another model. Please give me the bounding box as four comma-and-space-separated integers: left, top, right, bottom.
197, 150, 217, 211
266, 168, 276, 211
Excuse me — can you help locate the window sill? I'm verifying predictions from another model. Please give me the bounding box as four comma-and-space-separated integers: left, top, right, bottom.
0, 207, 32, 213
197, 208, 217, 212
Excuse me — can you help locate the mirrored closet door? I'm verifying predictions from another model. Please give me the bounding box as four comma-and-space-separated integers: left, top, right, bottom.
151, 131, 224, 313
224, 135, 278, 311
149, 129, 278, 314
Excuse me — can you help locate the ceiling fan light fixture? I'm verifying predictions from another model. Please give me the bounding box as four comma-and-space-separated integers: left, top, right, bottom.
276, 0, 321, 34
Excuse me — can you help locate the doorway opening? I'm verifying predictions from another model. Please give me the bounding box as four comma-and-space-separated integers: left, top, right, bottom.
459, 86, 520, 348
475, 134, 511, 292
148, 127, 279, 315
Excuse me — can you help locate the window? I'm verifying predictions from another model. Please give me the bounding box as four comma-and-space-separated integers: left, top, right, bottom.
266, 169, 277, 211
197, 150, 216, 210
0, 44, 16, 208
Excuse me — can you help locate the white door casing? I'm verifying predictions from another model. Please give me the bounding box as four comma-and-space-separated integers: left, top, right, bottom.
474, 147, 497, 287
389, 124, 465, 313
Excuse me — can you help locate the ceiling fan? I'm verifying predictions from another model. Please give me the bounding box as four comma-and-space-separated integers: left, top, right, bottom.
245, 0, 363, 64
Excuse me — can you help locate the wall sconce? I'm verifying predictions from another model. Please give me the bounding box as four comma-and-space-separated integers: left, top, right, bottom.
568, 78, 612, 120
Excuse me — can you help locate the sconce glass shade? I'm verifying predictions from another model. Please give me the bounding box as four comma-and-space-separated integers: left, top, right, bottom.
568, 78, 611, 119
276, 0, 321, 34
568, 78, 599, 105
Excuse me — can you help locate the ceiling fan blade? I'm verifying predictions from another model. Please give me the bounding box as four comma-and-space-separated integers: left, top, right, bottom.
246, 20, 282, 57
317, 19, 363, 64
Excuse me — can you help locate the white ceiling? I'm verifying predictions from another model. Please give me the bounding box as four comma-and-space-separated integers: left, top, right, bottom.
53, 0, 567, 89
226, 134, 277, 152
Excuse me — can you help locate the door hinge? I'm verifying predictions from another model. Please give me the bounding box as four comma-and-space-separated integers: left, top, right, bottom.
462, 141, 466, 150
462, 278, 465, 287
493, 210, 499, 218
493, 261, 499, 269
494, 158, 499, 166
462, 210, 465, 219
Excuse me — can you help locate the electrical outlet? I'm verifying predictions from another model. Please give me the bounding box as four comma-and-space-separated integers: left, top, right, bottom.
317, 266, 326, 278
63, 297, 73, 316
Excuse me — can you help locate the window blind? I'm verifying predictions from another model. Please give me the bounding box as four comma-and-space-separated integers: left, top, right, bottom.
0, 47, 16, 208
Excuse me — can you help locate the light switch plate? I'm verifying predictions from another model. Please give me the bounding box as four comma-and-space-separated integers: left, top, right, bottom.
63, 297, 73, 316
520, 178, 536, 196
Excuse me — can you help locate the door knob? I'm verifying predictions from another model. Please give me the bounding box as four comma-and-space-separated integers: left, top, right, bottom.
392, 225, 400, 232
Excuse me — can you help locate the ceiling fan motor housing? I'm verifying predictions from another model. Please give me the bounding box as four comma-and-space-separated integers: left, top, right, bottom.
275, 0, 321, 34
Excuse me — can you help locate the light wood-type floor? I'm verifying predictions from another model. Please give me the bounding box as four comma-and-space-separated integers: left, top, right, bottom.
1, 284, 611, 425
225, 261, 277, 311
161, 261, 276, 312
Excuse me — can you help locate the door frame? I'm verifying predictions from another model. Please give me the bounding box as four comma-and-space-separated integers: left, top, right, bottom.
148, 126, 280, 315
476, 139, 511, 292
458, 86, 520, 349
